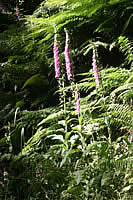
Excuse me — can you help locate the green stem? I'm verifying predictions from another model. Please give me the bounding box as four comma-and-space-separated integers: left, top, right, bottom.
62, 78, 67, 133
78, 114, 86, 151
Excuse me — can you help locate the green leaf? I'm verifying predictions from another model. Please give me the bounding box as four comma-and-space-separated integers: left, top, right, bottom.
122, 185, 132, 192
101, 173, 111, 186
79, 115, 83, 125
23, 74, 49, 88
47, 134, 64, 143
72, 125, 81, 132
129, 178, 133, 184
74, 170, 85, 185
38, 111, 64, 125
60, 148, 72, 167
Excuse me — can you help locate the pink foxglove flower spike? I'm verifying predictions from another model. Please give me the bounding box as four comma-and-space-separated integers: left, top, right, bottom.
92, 48, 100, 88
16, 6, 20, 20
64, 29, 71, 80
53, 27, 60, 79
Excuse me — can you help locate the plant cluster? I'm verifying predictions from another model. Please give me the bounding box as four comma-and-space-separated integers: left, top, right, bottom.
0, 0, 133, 199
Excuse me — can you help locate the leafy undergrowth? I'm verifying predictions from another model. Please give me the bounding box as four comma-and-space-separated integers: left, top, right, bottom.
0, 0, 133, 199
0, 67, 133, 200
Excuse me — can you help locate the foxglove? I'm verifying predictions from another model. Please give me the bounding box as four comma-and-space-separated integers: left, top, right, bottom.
16, 7, 20, 20
92, 49, 100, 88
0, 5, 6, 13
53, 30, 60, 78
64, 29, 71, 80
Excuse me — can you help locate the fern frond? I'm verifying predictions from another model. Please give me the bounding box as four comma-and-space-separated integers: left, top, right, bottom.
108, 103, 133, 129
81, 40, 108, 56
78, 67, 130, 96
38, 110, 65, 126
118, 36, 133, 68
111, 83, 133, 95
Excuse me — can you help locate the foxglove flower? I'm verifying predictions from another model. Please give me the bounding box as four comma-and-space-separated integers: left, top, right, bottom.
76, 99, 80, 114
64, 29, 71, 80
3, 171, 8, 176
92, 49, 100, 88
2, 8, 6, 13
35, 171, 39, 178
53, 30, 60, 78
0, 5, 6, 13
16, 7, 20, 20
75, 84, 80, 114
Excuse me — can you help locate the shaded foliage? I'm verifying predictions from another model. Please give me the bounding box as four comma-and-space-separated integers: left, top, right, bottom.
0, 0, 133, 199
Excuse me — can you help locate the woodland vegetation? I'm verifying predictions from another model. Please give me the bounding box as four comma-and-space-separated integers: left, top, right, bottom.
0, 0, 133, 199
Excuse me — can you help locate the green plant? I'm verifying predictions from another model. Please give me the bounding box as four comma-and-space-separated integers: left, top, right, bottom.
118, 36, 133, 68
0, 1, 133, 199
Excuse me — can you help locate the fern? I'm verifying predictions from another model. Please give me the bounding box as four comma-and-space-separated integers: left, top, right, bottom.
77, 67, 130, 96
111, 71, 133, 103
108, 103, 133, 129
118, 36, 133, 68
